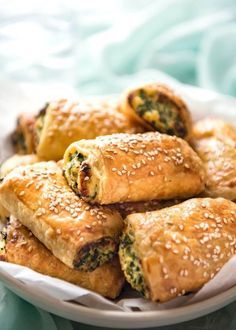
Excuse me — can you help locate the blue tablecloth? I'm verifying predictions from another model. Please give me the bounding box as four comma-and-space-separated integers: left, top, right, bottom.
1, 0, 236, 329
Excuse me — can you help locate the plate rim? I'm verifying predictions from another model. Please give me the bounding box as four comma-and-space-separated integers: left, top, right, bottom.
1, 266, 236, 328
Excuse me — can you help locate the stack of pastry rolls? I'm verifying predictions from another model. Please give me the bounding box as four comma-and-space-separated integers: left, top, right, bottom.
1, 83, 236, 303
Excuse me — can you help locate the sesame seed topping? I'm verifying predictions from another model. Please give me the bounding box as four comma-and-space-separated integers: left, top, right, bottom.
162, 267, 168, 274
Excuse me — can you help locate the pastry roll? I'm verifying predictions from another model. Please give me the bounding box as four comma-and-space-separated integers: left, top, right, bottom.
192, 118, 236, 200
63, 132, 205, 204
119, 197, 236, 302
120, 84, 192, 139
0, 154, 39, 178
11, 113, 36, 154
35, 99, 144, 161
0, 218, 124, 299
0, 162, 123, 271
0, 154, 40, 222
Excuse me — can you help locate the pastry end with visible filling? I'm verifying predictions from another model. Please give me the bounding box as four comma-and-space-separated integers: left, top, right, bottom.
74, 237, 117, 272
64, 149, 98, 201
119, 228, 148, 297
128, 87, 189, 138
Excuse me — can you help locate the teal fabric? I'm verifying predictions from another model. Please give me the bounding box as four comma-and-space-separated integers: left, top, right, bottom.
1, 0, 236, 329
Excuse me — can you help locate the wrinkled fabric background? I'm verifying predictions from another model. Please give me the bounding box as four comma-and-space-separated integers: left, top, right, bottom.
0, 0, 236, 329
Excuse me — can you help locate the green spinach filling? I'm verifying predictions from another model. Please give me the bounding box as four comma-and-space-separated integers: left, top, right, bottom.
67, 151, 85, 193
120, 230, 147, 297
66, 151, 98, 199
74, 237, 116, 272
135, 89, 187, 138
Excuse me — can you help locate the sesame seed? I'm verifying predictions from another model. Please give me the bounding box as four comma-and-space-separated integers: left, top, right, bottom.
179, 224, 184, 230
165, 242, 171, 249
170, 288, 177, 294
162, 267, 168, 274
56, 229, 61, 234
28, 246, 33, 252
19, 191, 25, 196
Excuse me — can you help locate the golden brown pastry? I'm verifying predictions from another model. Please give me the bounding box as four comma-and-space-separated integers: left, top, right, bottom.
63, 132, 205, 204
120, 84, 192, 140
110, 199, 181, 218
0, 204, 9, 224
0, 154, 40, 222
0, 154, 39, 178
0, 218, 124, 299
119, 197, 236, 302
35, 99, 144, 161
192, 118, 236, 200
0, 162, 123, 271
11, 113, 36, 154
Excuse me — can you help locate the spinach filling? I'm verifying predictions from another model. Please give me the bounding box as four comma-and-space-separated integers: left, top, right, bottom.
66, 151, 98, 199
74, 237, 117, 272
67, 151, 86, 193
120, 230, 148, 297
135, 89, 187, 138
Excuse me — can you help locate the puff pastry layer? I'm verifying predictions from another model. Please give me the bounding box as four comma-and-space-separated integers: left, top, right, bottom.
1, 218, 124, 299
119, 197, 236, 302
0, 154, 40, 221
35, 99, 144, 161
64, 132, 205, 204
192, 118, 236, 200
0, 162, 123, 271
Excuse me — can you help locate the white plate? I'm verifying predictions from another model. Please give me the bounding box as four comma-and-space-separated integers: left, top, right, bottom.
1, 268, 236, 328
0, 81, 236, 328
